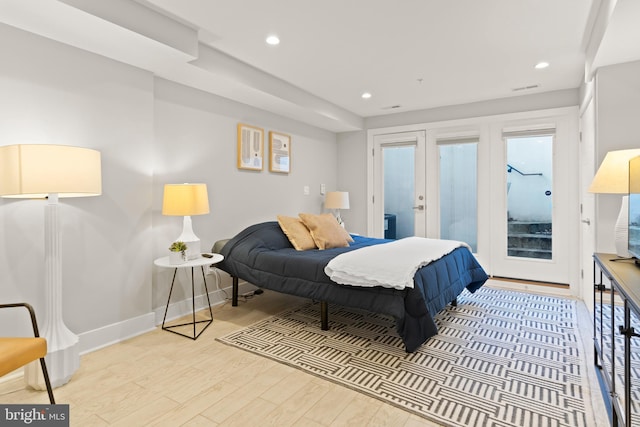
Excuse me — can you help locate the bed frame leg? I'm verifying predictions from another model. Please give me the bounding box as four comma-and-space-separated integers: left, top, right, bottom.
451, 297, 458, 307
320, 301, 328, 330
232, 276, 239, 306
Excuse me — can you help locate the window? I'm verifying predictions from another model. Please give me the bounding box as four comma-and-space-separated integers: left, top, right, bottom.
504, 130, 554, 260
383, 144, 416, 239
438, 138, 478, 251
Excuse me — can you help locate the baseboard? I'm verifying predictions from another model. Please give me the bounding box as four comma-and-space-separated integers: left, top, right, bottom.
486, 278, 573, 297
153, 281, 256, 325
0, 370, 22, 391
78, 312, 156, 355
0, 320, 158, 391
1, 281, 257, 393
69, 280, 254, 356
1, 319, 149, 388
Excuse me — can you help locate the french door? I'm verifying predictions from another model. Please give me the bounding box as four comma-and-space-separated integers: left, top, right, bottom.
436, 137, 479, 252
489, 120, 574, 285
370, 131, 426, 238
367, 108, 577, 286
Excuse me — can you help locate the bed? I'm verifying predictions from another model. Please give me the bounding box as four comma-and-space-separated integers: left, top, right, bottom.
216, 221, 488, 352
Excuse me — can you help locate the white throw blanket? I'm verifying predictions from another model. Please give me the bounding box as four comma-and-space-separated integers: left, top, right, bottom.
325, 237, 470, 290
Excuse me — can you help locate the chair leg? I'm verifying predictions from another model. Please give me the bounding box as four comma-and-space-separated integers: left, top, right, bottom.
39, 358, 55, 404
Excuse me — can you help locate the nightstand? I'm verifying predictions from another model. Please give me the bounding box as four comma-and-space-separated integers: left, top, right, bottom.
154, 253, 224, 340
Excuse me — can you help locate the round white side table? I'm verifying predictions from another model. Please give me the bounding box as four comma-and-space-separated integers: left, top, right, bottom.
154, 253, 224, 339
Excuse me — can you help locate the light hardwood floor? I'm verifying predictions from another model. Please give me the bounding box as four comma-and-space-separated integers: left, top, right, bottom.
0, 290, 442, 427
1, 283, 607, 427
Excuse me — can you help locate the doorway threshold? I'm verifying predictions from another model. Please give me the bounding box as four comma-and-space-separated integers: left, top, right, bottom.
488, 276, 571, 297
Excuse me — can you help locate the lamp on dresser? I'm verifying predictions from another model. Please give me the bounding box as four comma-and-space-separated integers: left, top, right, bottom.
0, 144, 102, 389
162, 183, 210, 260
325, 191, 350, 228
589, 148, 640, 257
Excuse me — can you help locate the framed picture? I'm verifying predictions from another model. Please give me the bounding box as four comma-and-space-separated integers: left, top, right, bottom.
269, 131, 291, 173
237, 123, 264, 170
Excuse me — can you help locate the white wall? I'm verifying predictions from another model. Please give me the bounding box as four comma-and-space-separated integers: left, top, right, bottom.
364, 89, 579, 130
337, 91, 580, 234
336, 131, 367, 235
152, 78, 338, 308
0, 24, 339, 351
593, 60, 640, 253
0, 24, 155, 344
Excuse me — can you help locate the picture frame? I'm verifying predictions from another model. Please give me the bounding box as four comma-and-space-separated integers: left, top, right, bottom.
269, 131, 291, 173
237, 123, 264, 170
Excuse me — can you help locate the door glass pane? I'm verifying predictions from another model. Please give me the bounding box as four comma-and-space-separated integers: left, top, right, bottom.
383, 145, 415, 239
506, 135, 553, 259
439, 142, 478, 251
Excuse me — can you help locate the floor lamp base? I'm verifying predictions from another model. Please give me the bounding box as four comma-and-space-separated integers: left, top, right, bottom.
25, 338, 79, 390
24, 196, 81, 390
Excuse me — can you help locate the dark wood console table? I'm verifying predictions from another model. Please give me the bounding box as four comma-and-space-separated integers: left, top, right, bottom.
593, 253, 640, 427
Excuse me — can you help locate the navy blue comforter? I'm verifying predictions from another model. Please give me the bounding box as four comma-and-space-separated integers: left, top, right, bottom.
218, 221, 488, 352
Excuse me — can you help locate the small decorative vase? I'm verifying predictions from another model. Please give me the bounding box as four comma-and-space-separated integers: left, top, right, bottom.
169, 251, 185, 265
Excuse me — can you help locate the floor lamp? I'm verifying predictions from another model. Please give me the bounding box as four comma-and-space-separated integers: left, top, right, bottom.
0, 144, 102, 389
162, 183, 210, 260
589, 148, 640, 257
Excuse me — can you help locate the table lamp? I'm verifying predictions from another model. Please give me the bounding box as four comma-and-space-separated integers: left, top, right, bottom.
325, 191, 350, 227
162, 183, 210, 260
589, 148, 640, 257
0, 144, 102, 389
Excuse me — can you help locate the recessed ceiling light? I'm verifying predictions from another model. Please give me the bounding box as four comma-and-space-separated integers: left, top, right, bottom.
266, 35, 280, 45
535, 62, 549, 69
361, 92, 372, 99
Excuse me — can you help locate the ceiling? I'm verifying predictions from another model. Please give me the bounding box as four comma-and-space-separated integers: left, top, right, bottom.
148, 0, 591, 115
1, 0, 639, 132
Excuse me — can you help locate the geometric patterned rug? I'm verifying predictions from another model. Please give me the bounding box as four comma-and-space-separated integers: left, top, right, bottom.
217, 287, 592, 427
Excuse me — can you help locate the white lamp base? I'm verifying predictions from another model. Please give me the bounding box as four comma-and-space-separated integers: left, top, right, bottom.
177, 216, 202, 260
25, 337, 79, 389
181, 239, 201, 260
333, 210, 346, 228
615, 195, 630, 258
25, 197, 80, 389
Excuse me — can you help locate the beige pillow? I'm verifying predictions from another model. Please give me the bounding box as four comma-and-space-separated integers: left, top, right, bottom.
299, 213, 353, 250
277, 215, 317, 250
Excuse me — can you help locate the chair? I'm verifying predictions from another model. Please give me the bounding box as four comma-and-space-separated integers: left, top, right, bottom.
0, 303, 55, 404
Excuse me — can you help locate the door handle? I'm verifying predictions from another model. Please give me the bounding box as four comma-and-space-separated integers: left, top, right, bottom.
413, 205, 424, 211
581, 218, 591, 225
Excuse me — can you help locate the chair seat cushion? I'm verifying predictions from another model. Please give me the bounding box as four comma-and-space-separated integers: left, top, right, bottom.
0, 337, 47, 376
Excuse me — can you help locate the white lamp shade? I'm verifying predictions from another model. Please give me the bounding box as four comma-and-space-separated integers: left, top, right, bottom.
162, 183, 210, 216
589, 149, 640, 194
325, 191, 350, 209
0, 144, 102, 198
